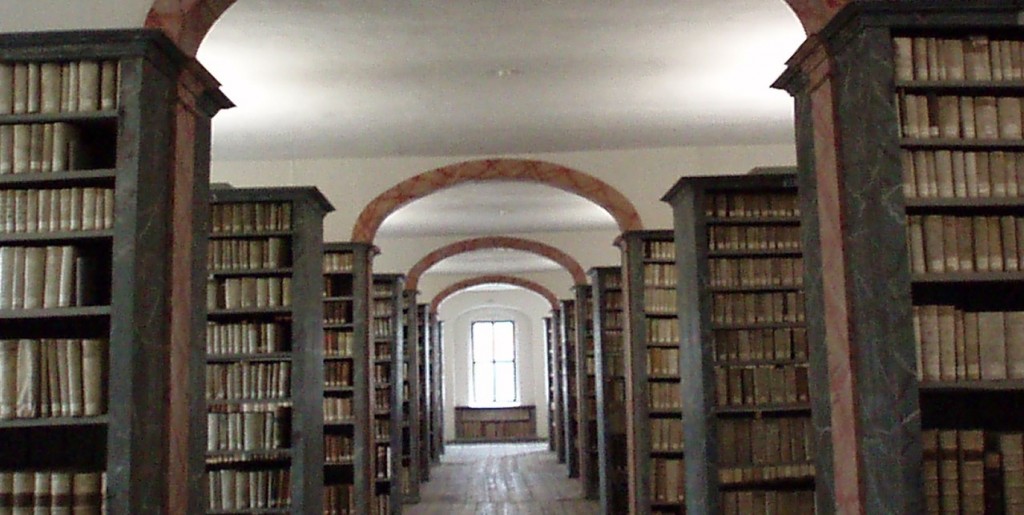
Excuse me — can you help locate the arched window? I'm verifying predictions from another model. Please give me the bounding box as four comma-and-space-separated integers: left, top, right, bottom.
470, 320, 516, 404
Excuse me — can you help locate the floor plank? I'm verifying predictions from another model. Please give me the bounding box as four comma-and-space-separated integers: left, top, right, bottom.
405, 442, 599, 515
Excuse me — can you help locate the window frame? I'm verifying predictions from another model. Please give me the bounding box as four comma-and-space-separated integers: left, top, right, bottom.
470, 319, 518, 405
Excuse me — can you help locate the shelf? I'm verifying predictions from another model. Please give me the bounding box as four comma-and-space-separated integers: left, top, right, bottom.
715, 403, 812, 415
707, 248, 802, 258
642, 258, 676, 264
0, 415, 108, 429
650, 449, 686, 456
205, 449, 292, 463
646, 374, 681, 381
323, 322, 353, 329
919, 379, 1024, 392
646, 342, 680, 348
0, 305, 110, 321
323, 354, 354, 361
712, 321, 805, 330
206, 398, 292, 406
706, 216, 800, 225
0, 229, 114, 243
714, 357, 809, 367
896, 79, 1024, 91
900, 138, 1024, 149
708, 284, 803, 293
324, 295, 354, 302
208, 268, 293, 277
208, 230, 293, 240
207, 307, 292, 317
324, 386, 354, 393
0, 109, 119, 125
206, 508, 290, 515
647, 408, 684, 416
0, 168, 117, 187
206, 352, 292, 363
912, 271, 1024, 284
904, 197, 1024, 210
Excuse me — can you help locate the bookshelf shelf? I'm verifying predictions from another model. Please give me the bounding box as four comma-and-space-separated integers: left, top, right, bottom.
0, 109, 118, 125
895, 79, 1024, 91
205, 187, 331, 515
0, 415, 108, 428
706, 216, 801, 225
0, 168, 117, 187
208, 230, 294, 240
662, 173, 817, 513
901, 138, 1024, 149
0, 229, 114, 243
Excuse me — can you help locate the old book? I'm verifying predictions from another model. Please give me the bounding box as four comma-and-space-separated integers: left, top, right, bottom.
988, 217, 1005, 271
39, 63, 61, 114
992, 151, 1009, 197
961, 97, 978, 140
50, 473, 70, 514
15, 339, 38, 418
71, 473, 101, 514
41, 246, 62, 308
65, 339, 82, 416
0, 472, 10, 512
77, 62, 100, 112
0, 125, 12, 175
81, 339, 105, 416
0, 340, 16, 419
12, 471, 32, 515
1001, 433, 1024, 514
977, 153, 992, 198
0, 63, 12, 114
46, 343, 59, 417
54, 343, 69, 417
957, 217, 975, 272
25, 63, 39, 114
11, 248, 25, 309
11, 63, 28, 115
0, 246, 13, 309
918, 306, 941, 382
974, 216, 991, 272
1006, 312, 1024, 379
959, 430, 985, 514
934, 150, 955, 199
937, 306, 957, 381
964, 312, 982, 381
998, 97, 1024, 139
894, 37, 915, 81
939, 431, 960, 513
941, 216, 959, 272
945, 38, 966, 80
33, 472, 51, 514
12, 124, 30, 174
22, 246, 46, 310
37, 343, 49, 417
964, 152, 979, 197
977, 312, 1008, 380
99, 61, 118, 111
1002, 216, 1019, 271
922, 215, 945, 273
976, 97, 1000, 139
992, 40, 1005, 81
954, 309, 966, 380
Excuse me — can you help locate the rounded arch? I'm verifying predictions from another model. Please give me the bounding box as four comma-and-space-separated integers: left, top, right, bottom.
407, 236, 586, 292
430, 275, 559, 314
147, 1, 839, 57
352, 159, 642, 243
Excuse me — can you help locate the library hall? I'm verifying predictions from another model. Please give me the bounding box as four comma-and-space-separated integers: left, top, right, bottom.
0, 0, 1022, 513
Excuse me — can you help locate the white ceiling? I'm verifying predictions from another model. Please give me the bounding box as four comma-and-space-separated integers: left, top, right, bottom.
197, 0, 805, 160
378, 181, 617, 238
426, 249, 563, 276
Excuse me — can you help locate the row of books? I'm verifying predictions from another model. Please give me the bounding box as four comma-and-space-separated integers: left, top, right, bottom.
373, 386, 391, 412
0, 60, 119, 115
324, 330, 354, 357
374, 342, 391, 361
371, 300, 393, 317
374, 420, 390, 440
325, 361, 353, 388
713, 327, 809, 364
914, 305, 1024, 382
375, 445, 392, 479
325, 434, 353, 464
899, 93, 1024, 141
647, 347, 679, 376
372, 319, 394, 339
207, 277, 293, 310
324, 278, 352, 298
205, 362, 291, 401
372, 363, 391, 385
323, 253, 355, 274
455, 420, 535, 440
708, 257, 803, 288
602, 312, 624, 331
206, 469, 290, 512
650, 457, 685, 504
207, 237, 289, 271
650, 417, 684, 453
324, 302, 352, 325
717, 416, 814, 472
0, 338, 106, 420
0, 187, 114, 234
206, 322, 288, 356
707, 225, 802, 252
374, 494, 390, 515
643, 263, 677, 287
0, 245, 105, 310
893, 35, 1024, 83
711, 292, 806, 325
323, 397, 353, 423
0, 471, 105, 513
902, 150, 1024, 199
323, 484, 356, 515
646, 318, 679, 345
648, 382, 682, 411
371, 284, 392, 297
643, 241, 675, 261
0, 123, 95, 176
209, 202, 293, 234
705, 193, 800, 219
908, 215, 1024, 274
720, 490, 814, 515
207, 408, 290, 452
713, 364, 810, 408
603, 290, 624, 310
642, 288, 676, 315
920, 429, 1022, 514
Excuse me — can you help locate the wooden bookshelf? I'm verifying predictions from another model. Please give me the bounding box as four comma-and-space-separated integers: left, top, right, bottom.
663, 173, 818, 513
590, 266, 629, 515
621, 230, 684, 514
205, 186, 331, 514
415, 303, 431, 482
560, 298, 580, 479
399, 291, 421, 503
323, 243, 373, 515
575, 284, 599, 499
371, 274, 404, 515
0, 30, 229, 514
774, 2, 1024, 511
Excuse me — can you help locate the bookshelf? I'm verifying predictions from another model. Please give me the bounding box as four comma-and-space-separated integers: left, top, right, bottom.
550, 310, 566, 464
662, 174, 818, 513
0, 30, 229, 514
415, 303, 431, 482
323, 242, 373, 515
560, 298, 580, 479
398, 291, 420, 503
590, 266, 629, 515
371, 274, 403, 515
621, 230, 685, 514
575, 284, 599, 499
205, 186, 330, 514
774, 2, 1024, 511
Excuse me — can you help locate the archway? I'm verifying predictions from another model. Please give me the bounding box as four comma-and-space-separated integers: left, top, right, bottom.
146, 0, 841, 56
407, 236, 586, 292
430, 275, 559, 314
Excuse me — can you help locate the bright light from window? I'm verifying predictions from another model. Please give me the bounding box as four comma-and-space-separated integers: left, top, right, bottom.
471, 321, 516, 405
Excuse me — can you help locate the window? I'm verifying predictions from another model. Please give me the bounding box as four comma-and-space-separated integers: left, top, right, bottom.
471, 320, 516, 404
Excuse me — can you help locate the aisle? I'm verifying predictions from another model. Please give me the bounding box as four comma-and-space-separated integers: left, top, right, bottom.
405, 442, 600, 515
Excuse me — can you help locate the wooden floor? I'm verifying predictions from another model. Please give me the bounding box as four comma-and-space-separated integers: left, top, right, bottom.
405, 442, 600, 514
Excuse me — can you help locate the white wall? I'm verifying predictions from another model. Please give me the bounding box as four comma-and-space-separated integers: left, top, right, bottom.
436, 288, 552, 442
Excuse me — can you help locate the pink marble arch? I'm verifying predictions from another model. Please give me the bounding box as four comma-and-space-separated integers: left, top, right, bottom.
429, 275, 559, 314
145, 1, 848, 57
352, 158, 643, 243
406, 236, 587, 292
